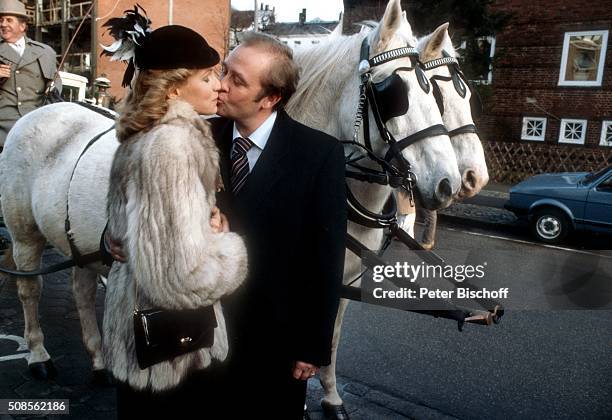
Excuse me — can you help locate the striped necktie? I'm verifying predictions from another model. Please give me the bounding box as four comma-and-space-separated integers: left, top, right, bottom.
231, 136, 254, 194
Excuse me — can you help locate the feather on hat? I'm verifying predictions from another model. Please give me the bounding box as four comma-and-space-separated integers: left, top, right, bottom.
101, 4, 152, 87
101, 4, 220, 88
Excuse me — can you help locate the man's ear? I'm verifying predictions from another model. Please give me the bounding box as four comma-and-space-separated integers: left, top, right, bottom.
260, 92, 282, 111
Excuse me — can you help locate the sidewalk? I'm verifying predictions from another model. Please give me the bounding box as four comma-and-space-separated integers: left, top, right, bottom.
0, 250, 455, 420
306, 379, 457, 420
436, 183, 519, 229
0, 183, 515, 420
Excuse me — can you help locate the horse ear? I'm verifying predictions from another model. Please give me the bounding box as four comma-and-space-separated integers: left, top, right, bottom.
421, 22, 450, 62
376, 0, 403, 53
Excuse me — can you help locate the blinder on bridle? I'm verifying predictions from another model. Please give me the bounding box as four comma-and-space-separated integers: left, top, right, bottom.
343, 36, 450, 229
371, 73, 408, 122
358, 38, 448, 174
369, 65, 431, 123
422, 50, 481, 136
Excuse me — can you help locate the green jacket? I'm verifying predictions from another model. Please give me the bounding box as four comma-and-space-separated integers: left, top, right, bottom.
0, 37, 58, 146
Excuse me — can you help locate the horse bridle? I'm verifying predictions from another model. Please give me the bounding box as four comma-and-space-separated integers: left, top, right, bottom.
422, 50, 482, 138
344, 36, 449, 229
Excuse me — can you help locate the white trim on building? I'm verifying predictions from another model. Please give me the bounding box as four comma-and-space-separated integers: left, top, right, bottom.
521, 116, 547, 141
600, 120, 612, 147
558, 30, 609, 87
558, 118, 588, 144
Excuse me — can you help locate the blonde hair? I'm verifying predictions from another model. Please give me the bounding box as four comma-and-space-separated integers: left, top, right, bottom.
116, 68, 196, 142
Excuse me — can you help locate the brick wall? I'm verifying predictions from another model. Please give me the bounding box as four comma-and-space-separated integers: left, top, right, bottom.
481, 0, 612, 181
96, 0, 229, 100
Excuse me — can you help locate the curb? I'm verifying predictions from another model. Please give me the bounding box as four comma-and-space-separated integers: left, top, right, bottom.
306, 376, 458, 420
437, 213, 522, 234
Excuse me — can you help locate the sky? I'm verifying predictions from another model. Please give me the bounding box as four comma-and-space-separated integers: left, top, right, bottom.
231, 0, 344, 23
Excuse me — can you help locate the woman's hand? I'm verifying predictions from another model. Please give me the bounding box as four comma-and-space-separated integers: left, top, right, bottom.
292, 361, 319, 381
104, 206, 229, 264
109, 238, 126, 262
210, 206, 229, 233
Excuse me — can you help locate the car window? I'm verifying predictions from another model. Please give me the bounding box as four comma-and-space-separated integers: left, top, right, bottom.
596, 175, 612, 192
583, 166, 612, 184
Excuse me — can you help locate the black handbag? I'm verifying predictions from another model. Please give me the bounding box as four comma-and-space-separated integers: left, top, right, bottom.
133, 304, 217, 370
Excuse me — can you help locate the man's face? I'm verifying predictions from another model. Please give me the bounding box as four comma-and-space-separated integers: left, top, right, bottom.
217, 45, 275, 122
0, 15, 26, 44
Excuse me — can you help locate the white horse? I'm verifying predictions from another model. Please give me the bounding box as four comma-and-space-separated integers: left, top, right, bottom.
0, 104, 117, 379
396, 22, 490, 248
286, 0, 461, 416
0, 0, 459, 393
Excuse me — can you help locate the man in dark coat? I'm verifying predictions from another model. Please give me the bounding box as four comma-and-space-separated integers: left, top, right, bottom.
212, 32, 347, 418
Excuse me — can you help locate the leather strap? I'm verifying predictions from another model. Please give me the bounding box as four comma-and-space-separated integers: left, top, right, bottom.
384, 124, 449, 163
448, 124, 478, 137
65, 125, 115, 267
346, 186, 397, 229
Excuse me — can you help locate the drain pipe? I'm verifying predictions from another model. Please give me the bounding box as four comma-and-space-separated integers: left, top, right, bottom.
168, 0, 173, 24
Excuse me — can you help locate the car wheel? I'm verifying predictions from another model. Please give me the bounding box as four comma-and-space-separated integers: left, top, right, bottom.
531, 208, 571, 244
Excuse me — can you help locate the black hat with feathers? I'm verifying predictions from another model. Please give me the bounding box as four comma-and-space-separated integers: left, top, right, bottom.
101, 4, 220, 87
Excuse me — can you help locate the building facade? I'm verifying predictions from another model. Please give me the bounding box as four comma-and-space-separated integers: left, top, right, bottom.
26, 0, 230, 100
480, 0, 612, 182
342, 0, 611, 182
231, 6, 338, 50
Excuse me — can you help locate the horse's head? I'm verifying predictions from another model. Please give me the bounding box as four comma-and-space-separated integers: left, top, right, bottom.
418, 23, 489, 199
361, 0, 461, 210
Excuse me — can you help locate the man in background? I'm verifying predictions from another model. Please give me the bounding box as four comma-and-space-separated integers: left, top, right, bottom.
0, 0, 59, 148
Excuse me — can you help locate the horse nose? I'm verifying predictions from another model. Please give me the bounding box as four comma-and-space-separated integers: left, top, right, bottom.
460, 168, 489, 198
434, 178, 453, 206
463, 169, 478, 193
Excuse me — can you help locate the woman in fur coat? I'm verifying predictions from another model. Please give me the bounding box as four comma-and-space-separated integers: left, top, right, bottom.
103, 24, 248, 418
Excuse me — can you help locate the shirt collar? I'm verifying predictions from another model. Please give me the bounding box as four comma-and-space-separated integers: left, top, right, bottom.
232, 111, 277, 150
10, 36, 25, 47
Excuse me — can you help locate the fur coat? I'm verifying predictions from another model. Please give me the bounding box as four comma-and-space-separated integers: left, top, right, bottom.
103, 99, 248, 391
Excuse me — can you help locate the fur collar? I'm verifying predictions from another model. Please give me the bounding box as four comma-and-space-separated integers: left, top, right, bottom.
161, 99, 200, 124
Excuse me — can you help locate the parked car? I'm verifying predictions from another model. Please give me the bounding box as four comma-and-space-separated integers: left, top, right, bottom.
504, 166, 612, 244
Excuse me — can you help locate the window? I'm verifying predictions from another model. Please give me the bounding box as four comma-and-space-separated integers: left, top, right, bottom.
600, 121, 612, 146
311, 40, 320, 44
597, 175, 612, 192
558, 30, 609, 87
294, 40, 301, 45
559, 119, 588, 144
521, 117, 547, 141
457, 36, 496, 84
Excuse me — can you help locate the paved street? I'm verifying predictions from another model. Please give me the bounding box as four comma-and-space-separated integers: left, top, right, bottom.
335, 227, 612, 419
1, 195, 611, 419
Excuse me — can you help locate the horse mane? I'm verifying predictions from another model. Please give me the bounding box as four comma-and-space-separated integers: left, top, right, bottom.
286, 31, 367, 127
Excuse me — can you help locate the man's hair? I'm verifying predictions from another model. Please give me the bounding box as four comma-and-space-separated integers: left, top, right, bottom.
239, 32, 299, 111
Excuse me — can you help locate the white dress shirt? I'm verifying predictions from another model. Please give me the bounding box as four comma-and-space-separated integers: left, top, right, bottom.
232, 111, 277, 172
8, 36, 25, 57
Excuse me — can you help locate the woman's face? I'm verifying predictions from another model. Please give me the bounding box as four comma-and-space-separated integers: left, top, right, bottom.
176, 68, 220, 115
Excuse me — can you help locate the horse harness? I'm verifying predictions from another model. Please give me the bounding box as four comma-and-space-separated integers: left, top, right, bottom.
0, 103, 115, 277
423, 51, 481, 137
340, 42, 509, 324
344, 36, 451, 274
